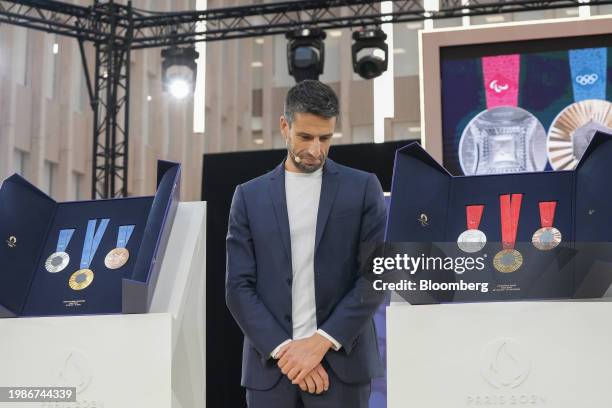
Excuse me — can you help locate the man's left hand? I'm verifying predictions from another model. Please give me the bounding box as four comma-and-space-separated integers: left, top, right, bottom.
277, 333, 333, 384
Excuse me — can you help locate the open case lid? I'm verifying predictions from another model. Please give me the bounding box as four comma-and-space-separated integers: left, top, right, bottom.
573, 131, 612, 297
123, 160, 181, 313
0, 176, 56, 317
385, 141, 451, 242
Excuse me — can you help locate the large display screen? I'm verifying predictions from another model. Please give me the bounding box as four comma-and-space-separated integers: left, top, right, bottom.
440, 34, 612, 175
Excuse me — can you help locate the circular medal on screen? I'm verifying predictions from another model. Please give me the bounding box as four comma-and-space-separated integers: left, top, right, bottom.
104, 248, 130, 270
547, 99, 612, 171
532, 227, 562, 251
69, 269, 94, 291
457, 229, 487, 253
459, 106, 547, 175
45, 251, 70, 273
493, 249, 523, 273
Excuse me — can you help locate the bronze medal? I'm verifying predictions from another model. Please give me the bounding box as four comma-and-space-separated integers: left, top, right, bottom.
104, 247, 130, 269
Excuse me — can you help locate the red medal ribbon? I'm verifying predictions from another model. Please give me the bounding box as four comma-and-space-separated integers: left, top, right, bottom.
538, 201, 557, 228
500, 194, 523, 250
466, 205, 484, 230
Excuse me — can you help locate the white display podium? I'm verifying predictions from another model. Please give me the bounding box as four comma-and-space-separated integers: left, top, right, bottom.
0, 201, 206, 408
387, 300, 612, 408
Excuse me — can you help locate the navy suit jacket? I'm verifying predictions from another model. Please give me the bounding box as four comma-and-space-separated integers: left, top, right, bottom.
226, 158, 386, 391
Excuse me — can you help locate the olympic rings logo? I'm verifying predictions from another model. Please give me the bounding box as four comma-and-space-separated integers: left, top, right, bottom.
575, 73, 599, 86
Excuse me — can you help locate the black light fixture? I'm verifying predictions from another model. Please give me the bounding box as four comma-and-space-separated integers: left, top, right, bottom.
161, 45, 199, 99
352, 28, 388, 80
286, 28, 326, 83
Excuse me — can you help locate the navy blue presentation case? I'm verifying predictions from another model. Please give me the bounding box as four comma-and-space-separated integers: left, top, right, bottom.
386, 131, 612, 303
0, 161, 181, 317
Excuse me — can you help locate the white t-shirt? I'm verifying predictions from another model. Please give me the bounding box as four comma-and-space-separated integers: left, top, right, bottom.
270, 168, 341, 358
285, 168, 323, 340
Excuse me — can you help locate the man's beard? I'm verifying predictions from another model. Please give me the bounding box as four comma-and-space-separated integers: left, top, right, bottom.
289, 149, 326, 173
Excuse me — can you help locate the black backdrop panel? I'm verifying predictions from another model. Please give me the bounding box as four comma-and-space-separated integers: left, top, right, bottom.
202, 140, 410, 407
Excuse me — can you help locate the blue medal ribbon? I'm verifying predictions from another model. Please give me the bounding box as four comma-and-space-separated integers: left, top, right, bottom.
56, 229, 75, 253
569, 48, 607, 102
80, 219, 110, 270
116, 225, 135, 249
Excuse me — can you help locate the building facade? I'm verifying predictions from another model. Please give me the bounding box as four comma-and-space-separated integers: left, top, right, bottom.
0, 0, 201, 201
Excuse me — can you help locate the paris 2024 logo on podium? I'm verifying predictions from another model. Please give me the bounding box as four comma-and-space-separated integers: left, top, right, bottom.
466, 338, 546, 406
480, 338, 531, 389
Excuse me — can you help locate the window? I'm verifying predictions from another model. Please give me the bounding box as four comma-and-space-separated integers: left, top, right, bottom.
43, 160, 57, 197
14, 28, 29, 86
72, 172, 84, 200
44, 34, 59, 99
13, 149, 29, 177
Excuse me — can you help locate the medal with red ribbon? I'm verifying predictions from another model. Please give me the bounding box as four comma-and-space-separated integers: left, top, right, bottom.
457, 205, 486, 254
493, 194, 523, 273
532, 201, 562, 251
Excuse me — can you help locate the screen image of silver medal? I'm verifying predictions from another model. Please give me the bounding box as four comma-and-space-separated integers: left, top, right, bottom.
459, 106, 547, 175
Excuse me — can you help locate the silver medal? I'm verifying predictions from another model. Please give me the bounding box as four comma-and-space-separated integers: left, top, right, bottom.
45, 251, 70, 273
457, 229, 487, 253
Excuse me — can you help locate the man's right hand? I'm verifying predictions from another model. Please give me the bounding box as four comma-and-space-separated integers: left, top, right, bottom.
298, 364, 329, 394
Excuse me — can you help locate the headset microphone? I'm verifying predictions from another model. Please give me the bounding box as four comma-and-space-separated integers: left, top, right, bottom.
285, 136, 301, 163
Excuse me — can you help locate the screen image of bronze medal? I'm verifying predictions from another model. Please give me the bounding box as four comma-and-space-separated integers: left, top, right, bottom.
45, 252, 70, 273
493, 249, 523, 273
69, 269, 94, 291
104, 247, 130, 269
547, 99, 612, 171
459, 106, 547, 175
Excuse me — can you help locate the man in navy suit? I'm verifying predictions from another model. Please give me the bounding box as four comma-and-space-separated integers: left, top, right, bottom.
226, 80, 386, 407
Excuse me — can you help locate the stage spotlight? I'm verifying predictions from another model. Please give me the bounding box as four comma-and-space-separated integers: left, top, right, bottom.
161, 45, 199, 99
352, 28, 388, 80
286, 28, 326, 82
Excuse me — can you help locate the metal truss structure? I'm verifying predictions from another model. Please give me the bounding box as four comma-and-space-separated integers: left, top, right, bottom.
130, 0, 612, 48
0, 0, 134, 198
1, 0, 610, 197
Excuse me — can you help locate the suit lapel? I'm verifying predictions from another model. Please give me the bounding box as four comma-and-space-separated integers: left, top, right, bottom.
315, 159, 340, 253
269, 162, 292, 263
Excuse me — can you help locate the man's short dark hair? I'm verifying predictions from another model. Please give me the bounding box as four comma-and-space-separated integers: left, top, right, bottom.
284, 80, 339, 126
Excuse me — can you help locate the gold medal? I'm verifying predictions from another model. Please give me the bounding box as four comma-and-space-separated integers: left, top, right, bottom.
69, 269, 94, 291
493, 249, 523, 273
104, 247, 130, 269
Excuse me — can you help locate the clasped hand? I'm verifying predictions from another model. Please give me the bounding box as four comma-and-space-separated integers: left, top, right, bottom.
276, 333, 333, 394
